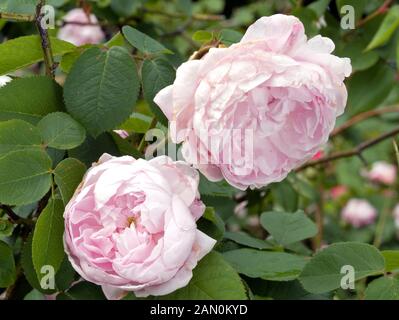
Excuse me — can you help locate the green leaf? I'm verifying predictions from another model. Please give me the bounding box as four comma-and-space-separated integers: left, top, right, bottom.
345, 62, 395, 117
0, 76, 64, 124
55, 255, 76, 292
0, 218, 14, 236
0, 149, 52, 205
199, 175, 237, 198
24, 289, 46, 300
366, 5, 399, 51
61, 281, 106, 300
270, 180, 298, 212
365, 277, 399, 300
337, 0, 367, 22
382, 250, 399, 272
223, 249, 307, 281
119, 112, 154, 133
142, 58, 175, 126
308, 0, 330, 17
59, 46, 91, 74
0, 35, 76, 75
220, 29, 243, 45
64, 46, 140, 137
64, 47, 140, 137
0, 119, 42, 158
32, 198, 65, 283
110, 0, 142, 17
122, 26, 172, 55
299, 242, 385, 294
37, 112, 86, 150
260, 210, 318, 246
21, 233, 55, 294
161, 252, 247, 300
54, 158, 86, 205
192, 30, 213, 42
0, 240, 16, 287
0, 0, 37, 14
68, 133, 120, 167
198, 207, 225, 241
224, 231, 272, 250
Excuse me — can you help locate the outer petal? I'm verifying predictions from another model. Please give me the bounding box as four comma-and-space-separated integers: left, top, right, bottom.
154, 85, 173, 120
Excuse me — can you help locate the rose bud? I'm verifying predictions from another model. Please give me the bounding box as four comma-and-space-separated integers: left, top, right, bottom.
367, 161, 397, 185
64, 154, 216, 299
58, 9, 105, 46
341, 199, 377, 228
154, 14, 351, 190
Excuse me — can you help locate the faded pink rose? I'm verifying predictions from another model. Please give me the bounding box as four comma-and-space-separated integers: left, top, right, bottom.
0, 75, 12, 87
330, 185, 347, 199
367, 161, 397, 185
58, 9, 105, 46
154, 14, 351, 190
64, 154, 216, 299
341, 199, 377, 228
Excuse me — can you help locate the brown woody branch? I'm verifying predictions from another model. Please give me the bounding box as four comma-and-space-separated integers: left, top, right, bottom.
297, 126, 399, 171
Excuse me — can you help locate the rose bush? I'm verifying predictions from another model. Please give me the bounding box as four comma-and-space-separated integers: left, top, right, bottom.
1, 0, 399, 302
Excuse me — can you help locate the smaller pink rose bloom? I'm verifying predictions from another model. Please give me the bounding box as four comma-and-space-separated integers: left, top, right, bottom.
58, 9, 105, 46
393, 204, 399, 229
64, 154, 216, 299
367, 161, 397, 185
330, 185, 347, 200
341, 199, 377, 228
0, 75, 12, 87
113, 130, 129, 139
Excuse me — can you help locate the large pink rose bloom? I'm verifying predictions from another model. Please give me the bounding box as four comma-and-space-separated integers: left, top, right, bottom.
341, 199, 377, 228
154, 14, 351, 190
64, 154, 216, 299
58, 9, 105, 46
367, 161, 397, 185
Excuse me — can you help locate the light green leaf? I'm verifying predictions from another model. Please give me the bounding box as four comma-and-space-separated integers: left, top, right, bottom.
54, 158, 86, 205
64, 46, 140, 137
0, 119, 42, 158
122, 26, 172, 55
382, 250, 399, 272
260, 210, 318, 246
299, 242, 385, 294
223, 249, 307, 281
119, 112, 154, 133
224, 231, 272, 250
192, 30, 213, 42
366, 5, 399, 51
24, 289, 46, 300
110, 0, 142, 17
0, 240, 16, 288
0, 149, 52, 205
142, 58, 175, 126
0, 35, 76, 75
161, 252, 247, 300
32, 198, 65, 282
0, 76, 64, 124
365, 277, 399, 300
37, 112, 86, 150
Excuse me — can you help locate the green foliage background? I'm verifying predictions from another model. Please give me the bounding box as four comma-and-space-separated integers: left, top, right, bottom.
0, 0, 399, 300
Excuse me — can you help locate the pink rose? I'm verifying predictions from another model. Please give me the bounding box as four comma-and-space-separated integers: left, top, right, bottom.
154, 14, 351, 190
341, 199, 377, 228
393, 204, 399, 228
367, 161, 397, 185
58, 9, 105, 46
0, 75, 12, 87
64, 154, 216, 299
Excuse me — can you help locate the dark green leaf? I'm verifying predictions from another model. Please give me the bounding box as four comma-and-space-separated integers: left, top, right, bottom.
0, 240, 16, 287
122, 26, 172, 55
